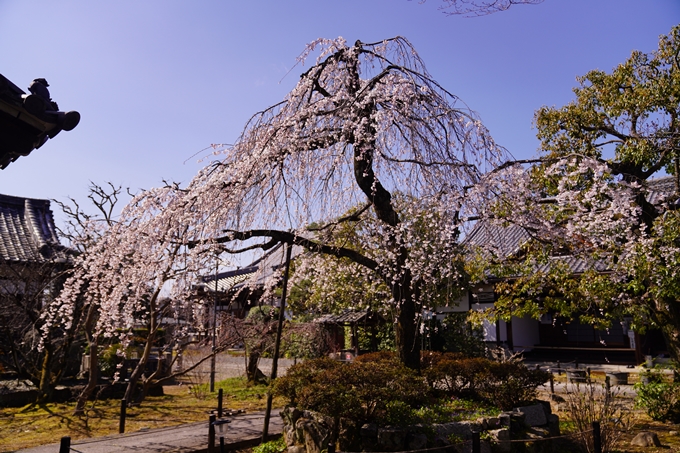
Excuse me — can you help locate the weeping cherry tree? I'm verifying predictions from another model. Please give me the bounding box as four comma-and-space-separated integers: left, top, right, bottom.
45, 37, 511, 372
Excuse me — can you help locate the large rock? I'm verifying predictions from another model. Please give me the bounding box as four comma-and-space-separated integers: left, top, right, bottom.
515, 404, 548, 427
631, 431, 662, 447
360, 423, 379, 451
406, 432, 428, 450
377, 427, 406, 451
338, 418, 360, 452
547, 414, 560, 437
296, 415, 332, 453
436, 420, 483, 441
488, 428, 511, 453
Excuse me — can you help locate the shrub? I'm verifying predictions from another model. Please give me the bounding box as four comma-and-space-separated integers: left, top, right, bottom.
272, 357, 341, 406
354, 350, 402, 365
383, 400, 421, 427
272, 355, 429, 424
480, 362, 550, 410
421, 354, 549, 410
99, 344, 124, 378
634, 368, 680, 423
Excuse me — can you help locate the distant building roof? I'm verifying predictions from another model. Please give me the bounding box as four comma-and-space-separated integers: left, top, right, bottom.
0, 194, 69, 263
464, 222, 531, 258
200, 243, 304, 293
464, 175, 675, 276
314, 309, 385, 325
646, 175, 677, 205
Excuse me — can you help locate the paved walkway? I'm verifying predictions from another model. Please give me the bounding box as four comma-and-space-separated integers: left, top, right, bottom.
16, 409, 282, 453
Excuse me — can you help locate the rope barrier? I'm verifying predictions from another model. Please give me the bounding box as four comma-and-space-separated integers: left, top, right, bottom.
335, 425, 604, 452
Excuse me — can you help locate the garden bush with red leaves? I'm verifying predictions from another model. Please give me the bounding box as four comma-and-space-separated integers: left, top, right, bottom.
273, 356, 429, 423
421, 351, 549, 410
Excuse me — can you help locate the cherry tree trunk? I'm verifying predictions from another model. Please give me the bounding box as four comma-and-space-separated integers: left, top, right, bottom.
124, 330, 156, 404
74, 341, 99, 414
659, 299, 680, 365
37, 345, 53, 403
395, 295, 421, 371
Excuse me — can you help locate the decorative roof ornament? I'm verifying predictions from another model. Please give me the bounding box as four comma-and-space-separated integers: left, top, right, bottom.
0, 74, 80, 169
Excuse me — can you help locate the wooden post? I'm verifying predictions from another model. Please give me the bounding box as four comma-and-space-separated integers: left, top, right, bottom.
550, 372, 555, 394
59, 436, 70, 453
605, 375, 611, 396
592, 421, 602, 453
472, 431, 481, 453
220, 436, 225, 453
209, 414, 216, 453
119, 399, 126, 434
217, 388, 223, 417
263, 243, 293, 440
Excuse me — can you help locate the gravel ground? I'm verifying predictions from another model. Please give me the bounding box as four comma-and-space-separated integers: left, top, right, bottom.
178, 348, 298, 384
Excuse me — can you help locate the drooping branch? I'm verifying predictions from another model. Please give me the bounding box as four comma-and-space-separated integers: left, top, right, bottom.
215, 229, 380, 272
305, 202, 372, 232
434, 0, 544, 17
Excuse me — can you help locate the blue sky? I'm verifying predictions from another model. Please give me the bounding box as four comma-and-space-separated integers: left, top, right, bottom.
0, 0, 678, 228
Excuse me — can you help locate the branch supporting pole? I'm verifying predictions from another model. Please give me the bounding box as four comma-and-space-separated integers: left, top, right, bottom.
119, 399, 126, 434
211, 253, 218, 393
262, 243, 293, 441
59, 437, 70, 453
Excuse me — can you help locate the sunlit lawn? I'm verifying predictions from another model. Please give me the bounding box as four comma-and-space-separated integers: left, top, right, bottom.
0, 377, 280, 452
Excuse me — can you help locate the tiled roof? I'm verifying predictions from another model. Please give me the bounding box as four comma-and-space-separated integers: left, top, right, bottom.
200, 243, 304, 293
464, 175, 676, 276
202, 266, 258, 292
646, 175, 677, 205
314, 309, 384, 325
0, 194, 69, 263
463, 222, 531, 258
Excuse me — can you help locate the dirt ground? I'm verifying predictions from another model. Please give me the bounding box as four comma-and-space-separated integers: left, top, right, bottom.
537, 384, 680, 452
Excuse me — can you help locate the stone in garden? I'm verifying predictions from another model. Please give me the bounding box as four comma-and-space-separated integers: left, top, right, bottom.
499, 412, 509, 424
486, 417, 500, 429
287, 446, 305, 453
283, 425, 296, 447
514, 404, 547, 427
296, 417, 332, 453
436, 420, 482, 440
281, 407, 301, 425
630, 431, 661, 447
377, 427, 406, 451
547, 414, 560, 437
510, 411, 527, 433
406, 432, 428, 450
338, 418, 360, 452
488, 429, 511, 453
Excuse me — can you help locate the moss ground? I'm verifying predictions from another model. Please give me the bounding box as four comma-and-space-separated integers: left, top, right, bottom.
0, 377, 280, 452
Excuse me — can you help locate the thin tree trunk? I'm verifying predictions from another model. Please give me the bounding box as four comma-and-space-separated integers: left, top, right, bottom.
74, 340, 99, 415
123, 333, 155, 404
37, 344, 53, 403
658, 298, 680, 365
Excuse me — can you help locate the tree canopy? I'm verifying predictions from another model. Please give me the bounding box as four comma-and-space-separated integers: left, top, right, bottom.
484, 25, 680, 361
45, 37, 511, 370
